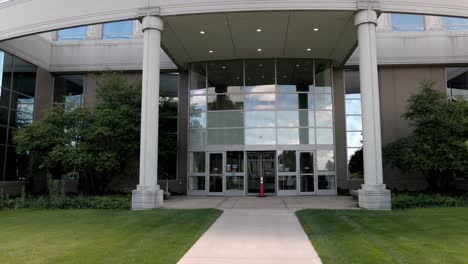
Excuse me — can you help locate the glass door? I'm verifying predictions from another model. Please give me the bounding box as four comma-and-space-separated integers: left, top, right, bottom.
299, 152, 316, 194
225, 151, 245, 195
247, 151, 276, 195
208, 152, 224, 194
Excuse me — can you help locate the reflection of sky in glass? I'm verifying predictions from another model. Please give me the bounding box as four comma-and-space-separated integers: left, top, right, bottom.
65, 95, 82, 111
190, 112, 206, 128
245, 128, 276, 145
245, 85, 275, 93
190, 96, 206, 112
315, 86, 331, 93
245, 111, 275, 127
57, 26, 88, 40
103, 21, 133, 39
245, 93, 275, 110
345, 100, 361, 114
17, 98, 34, 114
317, 150, 335, 172
347, 132, 363, 147
316, 128, 333, 145
442, 17, 468, 30
345, 93, 360, 100
315, 94, 332, 110
190, 89, 206, 95
316, 111, 333, 127
392, 14, 425, 31
277, 128, 299, 144
0, 51, 3, 88
346, 116, 362, 131
190, 129, 205, 146
277, 111, 299, 127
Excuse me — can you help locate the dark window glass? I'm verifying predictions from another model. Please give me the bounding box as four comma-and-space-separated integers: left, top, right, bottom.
0, 107, 9, 126
315, 60, 332, 92
245, 59, 275, 86
446, 67, 468, 101
277, 59, 314, 91
54, 75, 84, 108
12, 57, 37, 96
0, 89, 10, 108
278, 150, 296, 172
190, 63, 207, 94
226, 151, 244, 173
0, 145, 5, 181
207, 60, 243, 94
300, 152, 314, 174
207, 94, 243, 110
1, 52, 13, 89
0, 126, 7, 145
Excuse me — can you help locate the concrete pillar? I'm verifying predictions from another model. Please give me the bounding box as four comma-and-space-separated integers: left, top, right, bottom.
425, 16, 444, 31
376, 13, 392, 32
33, 67, 53, 121
354, 9, 391, 210
131, 16, 164, 210
87, 24, 102, 40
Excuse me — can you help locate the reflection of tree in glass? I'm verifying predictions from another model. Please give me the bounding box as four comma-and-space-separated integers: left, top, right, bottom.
325, 160, 335, 172
189, 105, 204, 128
348, 148, 364, 179
207, 91, 241, 110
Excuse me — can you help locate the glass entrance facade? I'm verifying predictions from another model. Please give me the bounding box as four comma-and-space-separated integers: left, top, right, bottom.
188, 59, 336, 196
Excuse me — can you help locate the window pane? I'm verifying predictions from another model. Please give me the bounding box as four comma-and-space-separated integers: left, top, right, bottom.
189, 129, 206, 146
190, 112, 206, 128
207, 111, 243, 128
209, 153, 223, 174
277, 59, 314, 89
347, 132, 363, 147
299, 128, 315, 144
245, 93, 275, 110
277, 111, 299, 127
190, 63, 207, 94
226, 151, 244, 173
57, 26, 88, 41
318, 175, 336, 190
300, 152, 314, 173
345, 70, 360, 97
317, 150, 335, 172
446, 67, 468, 100
277, 94, 313, 110
207, 60, 243, 93
245, 128, 276, 145
348, 148, 363, 179
315, 94, 333, 110
245, 59, 275, 86
300, 174, 314, 192
346, 99, 361, 114
298, 111, 314, 127
278, 150, 296, 172
103, 20, 134, 39
54, 75, 84, 109
346, 116, 362, 131
442, 17, 468, 31
190, 96, 206, 112
245, 84, 275, 93
278, 175, 296, 190
190, 152, 205, 173
207, 94, 243, 110
226, 176, 244, 190
207, 129, 243, 145
316, 111, 333, 127
316, 128, 334, 144
392, 14, 425, 32
277, 128, 299, 145
315, 60, 332, 92
245, 111, 275, 127
189, 176, 205, 191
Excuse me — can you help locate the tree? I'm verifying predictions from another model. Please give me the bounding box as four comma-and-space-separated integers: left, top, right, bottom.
348, 148, 364, 179
383, 81, 468, 192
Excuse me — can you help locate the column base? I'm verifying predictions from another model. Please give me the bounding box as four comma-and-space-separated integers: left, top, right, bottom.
131, 185, 164, 210
358, 184, 391, 210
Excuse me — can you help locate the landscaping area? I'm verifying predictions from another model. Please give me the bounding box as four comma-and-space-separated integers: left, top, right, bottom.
0, 209, 221, 264
297, 207, 468, 264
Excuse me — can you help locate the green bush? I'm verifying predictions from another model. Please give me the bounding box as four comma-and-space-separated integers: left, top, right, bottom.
0, 195, 131, 210
392, 193, 468, 209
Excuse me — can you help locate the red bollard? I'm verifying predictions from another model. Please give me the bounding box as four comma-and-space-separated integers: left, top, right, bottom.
259, 176, 265, 198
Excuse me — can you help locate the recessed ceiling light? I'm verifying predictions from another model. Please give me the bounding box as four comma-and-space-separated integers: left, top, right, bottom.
200, 30, 206, 34
314, 28, 319, 32
222, 65, 226, 69
296, 64, 300, 67
256, 28, 262, 32
259, 64, 263, 67
209, 50, 214, 53
257, 48, 262, 52
306, 48, 311, 51
261, 75, 264, 78
283, 75, 287, 78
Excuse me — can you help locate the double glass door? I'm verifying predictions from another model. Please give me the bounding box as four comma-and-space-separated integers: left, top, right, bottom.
208, 153, 223, 194
247, 151, 276, 195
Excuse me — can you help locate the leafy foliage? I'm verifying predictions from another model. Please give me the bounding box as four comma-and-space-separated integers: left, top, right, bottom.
392, 193, 468, 209
383, 81, 468, 192
348, 148, 364, 179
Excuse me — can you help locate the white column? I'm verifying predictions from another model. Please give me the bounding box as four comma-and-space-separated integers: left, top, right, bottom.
355, 9, 391, 210
425, 16, 444, 31
376, 13, 392, 32
87, 24, 103, 40
131, 16, 164, 210
133, 20, 144, 39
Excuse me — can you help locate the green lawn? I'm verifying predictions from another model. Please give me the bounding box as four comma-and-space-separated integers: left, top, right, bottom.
297, 208, 468, 264
0, 209, 221, 264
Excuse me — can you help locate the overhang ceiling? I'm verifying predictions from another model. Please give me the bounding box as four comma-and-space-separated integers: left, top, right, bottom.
162, 11, 357, 69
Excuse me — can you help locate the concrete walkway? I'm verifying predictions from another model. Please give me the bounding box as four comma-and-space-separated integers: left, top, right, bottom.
173, 196, 356, 264
177, 209, 322, 264
165, 195, 358, 210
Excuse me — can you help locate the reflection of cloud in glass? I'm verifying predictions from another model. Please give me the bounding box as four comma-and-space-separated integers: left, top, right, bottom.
277, 128, 299, 144
277, 111, 299, 127
245, 128, 276, 145
315, 94, 332, 110
345, 100, 361, 114
190, 112, 206, 128
316, 111, 333, 127
245, 94, 275, 110
245, 111, 275, 127
317, 150, 335, 172
245, 85, 275, 93
190, 95, 206, 112
346, 116, 362, 131
316, 128, 333, 145
347, 132, 363, 147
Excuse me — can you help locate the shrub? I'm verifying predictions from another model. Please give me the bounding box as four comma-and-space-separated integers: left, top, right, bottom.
392, 193, 468, 209
0, 195, 131, 210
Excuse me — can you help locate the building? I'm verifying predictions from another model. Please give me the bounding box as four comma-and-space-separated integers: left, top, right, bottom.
0, 0, 467, 210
